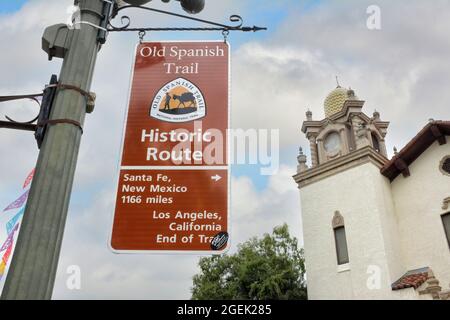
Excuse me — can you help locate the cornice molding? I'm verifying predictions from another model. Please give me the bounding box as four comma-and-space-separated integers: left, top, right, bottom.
293, 146, 388, 188
302, 103, 389, 134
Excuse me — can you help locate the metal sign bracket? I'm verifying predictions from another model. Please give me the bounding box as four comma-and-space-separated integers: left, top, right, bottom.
0, 75, 90, 148
107, 3, 267, 34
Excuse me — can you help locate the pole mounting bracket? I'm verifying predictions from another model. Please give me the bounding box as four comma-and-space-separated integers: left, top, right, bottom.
107, 4, 267, 34
0, 76, 93, 148
0, 75, 58, 148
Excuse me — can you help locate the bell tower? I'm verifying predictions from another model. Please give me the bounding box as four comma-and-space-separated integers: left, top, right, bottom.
298, 85, 389, 172
293, 85, 406, 300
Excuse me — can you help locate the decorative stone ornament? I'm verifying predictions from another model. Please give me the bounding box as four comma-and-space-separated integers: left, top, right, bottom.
352, 116, 371, 149
297, 147, 308, 173
332, 211, 345, 229
419, 269, 442, 300
442, 197, 450, 210
439, 155, 450, 176
373, 110, 380, 121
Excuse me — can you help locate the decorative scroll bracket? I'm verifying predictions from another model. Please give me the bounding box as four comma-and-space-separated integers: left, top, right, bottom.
0, 94, 42, 132
107, 4, 267, 34
0, 75, 58, 148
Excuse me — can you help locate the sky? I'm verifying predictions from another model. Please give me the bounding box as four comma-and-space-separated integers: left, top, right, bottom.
0, 0, 27, 13
0, 0, 449, 299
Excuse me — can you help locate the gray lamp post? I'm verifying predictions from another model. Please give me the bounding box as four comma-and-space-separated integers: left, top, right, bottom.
0, 0, 264, 300
0, 0, 205, 301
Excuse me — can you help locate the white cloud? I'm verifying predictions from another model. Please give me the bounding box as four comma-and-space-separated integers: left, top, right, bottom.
231, 0, 450, 160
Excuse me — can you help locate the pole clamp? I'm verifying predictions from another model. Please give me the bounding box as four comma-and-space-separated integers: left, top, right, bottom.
72, 21, 108, 32
46, 83, 96, 113
37, 119, 83, 134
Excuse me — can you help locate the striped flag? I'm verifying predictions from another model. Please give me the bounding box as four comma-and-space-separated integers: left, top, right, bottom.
1, 240, 13, 264
23, 168, 35, 189
0, 260, 6, 280
3, 190, 29, 212
0, 169, 35, 281
6, 208, 24, 234
0, 223, 19, 252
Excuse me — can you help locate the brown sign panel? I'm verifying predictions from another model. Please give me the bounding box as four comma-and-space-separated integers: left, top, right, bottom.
110, 42, 230, 254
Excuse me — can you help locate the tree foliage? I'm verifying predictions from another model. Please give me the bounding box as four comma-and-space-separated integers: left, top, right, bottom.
191, 224, 307, 300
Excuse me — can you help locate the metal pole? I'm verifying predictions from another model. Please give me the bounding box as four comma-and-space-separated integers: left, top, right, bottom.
1, 0, 105, 300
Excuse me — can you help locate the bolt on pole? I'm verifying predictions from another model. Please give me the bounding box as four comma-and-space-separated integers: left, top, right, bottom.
1, 0, 105, 300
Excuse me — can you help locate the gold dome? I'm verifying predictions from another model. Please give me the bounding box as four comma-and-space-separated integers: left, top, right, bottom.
324, 86, 358, 118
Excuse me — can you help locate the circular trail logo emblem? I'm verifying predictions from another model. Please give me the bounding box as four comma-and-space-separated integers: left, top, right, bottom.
150, 78, 206, 123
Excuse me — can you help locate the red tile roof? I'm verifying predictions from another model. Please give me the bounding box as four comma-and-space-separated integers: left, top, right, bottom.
391, 267, 429, 291
381, 121, 450, 181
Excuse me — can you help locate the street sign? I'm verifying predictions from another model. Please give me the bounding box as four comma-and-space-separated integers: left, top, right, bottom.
110, 41, 230, 254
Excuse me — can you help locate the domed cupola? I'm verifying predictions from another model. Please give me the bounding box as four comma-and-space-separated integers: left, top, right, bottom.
324, 86, 358, 118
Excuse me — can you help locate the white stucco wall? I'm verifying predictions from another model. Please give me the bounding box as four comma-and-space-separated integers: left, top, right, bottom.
300, 162, 405, 299
391, 141, 450, 293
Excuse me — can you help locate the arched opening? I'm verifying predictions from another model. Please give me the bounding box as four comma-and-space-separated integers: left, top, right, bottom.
332, 211, 349, 265
371, 132, 380, 153
334, 226, 349, 265
442, 212, 450, 249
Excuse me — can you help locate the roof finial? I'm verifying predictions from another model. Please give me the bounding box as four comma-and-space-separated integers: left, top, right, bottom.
297, 147, 308, 173
306, 109, 313, 121
335, 75, 341, 88
373, 110, 380, 120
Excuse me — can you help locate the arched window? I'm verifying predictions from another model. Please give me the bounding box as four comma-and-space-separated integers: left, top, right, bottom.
440, 156, 450, 176
371, 132, 380, 153
332, 211, 349, 265
442, 212, 450, 249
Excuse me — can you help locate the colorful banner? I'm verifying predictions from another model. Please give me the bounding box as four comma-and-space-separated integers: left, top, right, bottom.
23, 168, 35, 189
0, 223, 19, 252
6, 208, 24, 234
0, 242, 12, 280
0, 260, 6, 280
0, 169, 34, 281
3, 190, 29, 212
2, 240, 13, 264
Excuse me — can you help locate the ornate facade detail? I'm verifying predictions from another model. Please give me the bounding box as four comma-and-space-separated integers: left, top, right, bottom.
332, 211, 345, 229
419, 269, 442, 300
440, 287, 450, 300
442, 197, 450, 210
352, 116, 371, 150
301, 86, 389, 170
439, 155, 450, 177
297, 147, 308, 173
308, 134, 319, 167
372, 110, 380, 121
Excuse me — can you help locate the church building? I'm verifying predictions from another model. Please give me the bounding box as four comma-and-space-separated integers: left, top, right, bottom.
293, 85, 450, 300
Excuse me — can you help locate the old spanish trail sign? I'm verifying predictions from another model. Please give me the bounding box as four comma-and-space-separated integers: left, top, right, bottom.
110, 41, 230, 254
